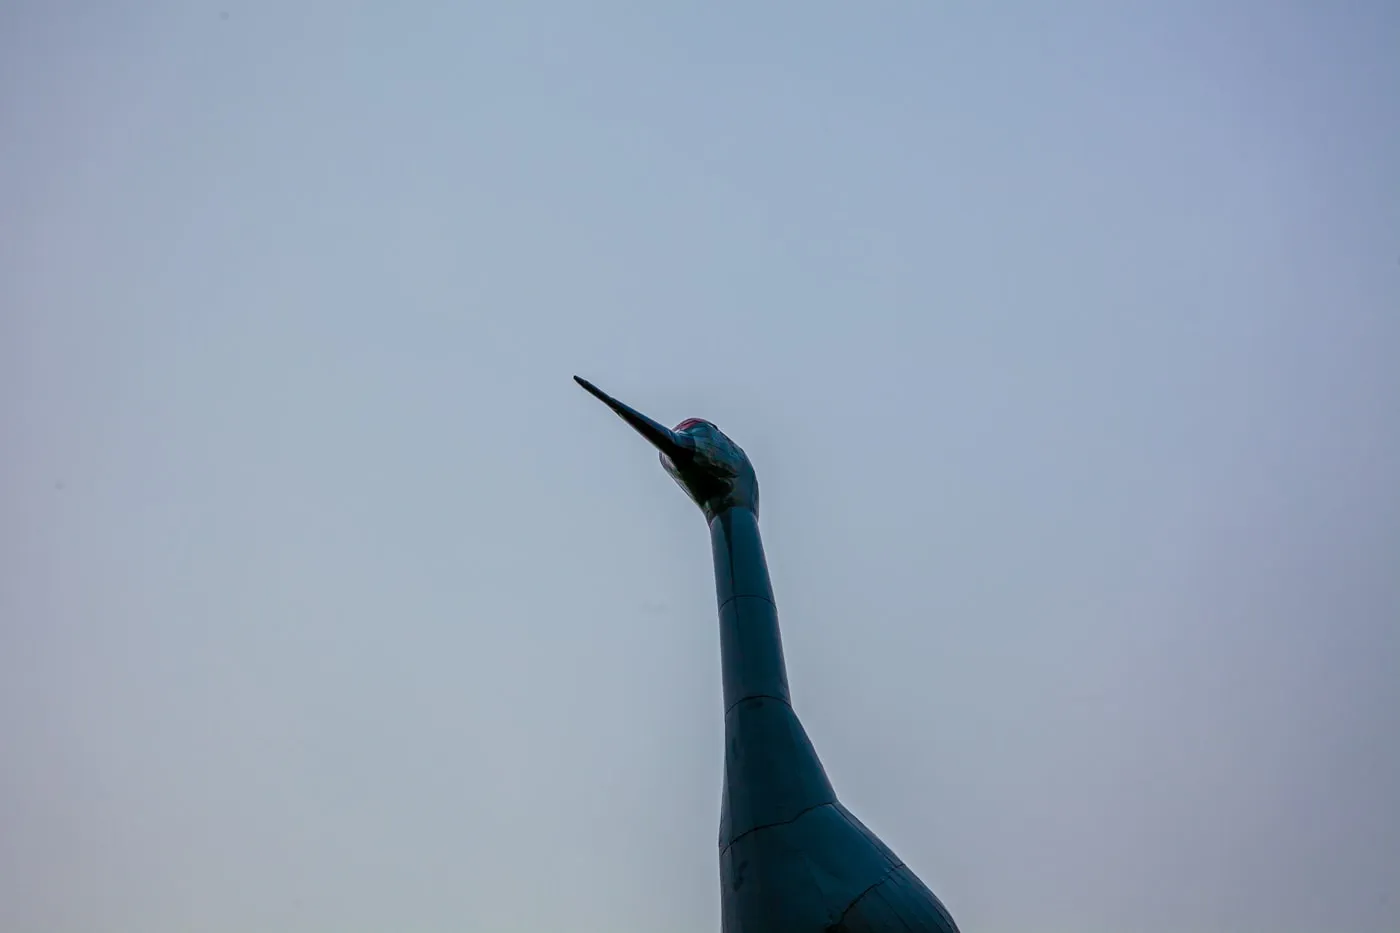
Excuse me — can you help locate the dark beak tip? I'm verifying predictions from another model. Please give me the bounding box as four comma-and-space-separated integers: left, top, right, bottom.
573, 375, 613, 408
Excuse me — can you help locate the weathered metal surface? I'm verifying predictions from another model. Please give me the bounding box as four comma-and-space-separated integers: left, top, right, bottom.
576, 376, 961, 933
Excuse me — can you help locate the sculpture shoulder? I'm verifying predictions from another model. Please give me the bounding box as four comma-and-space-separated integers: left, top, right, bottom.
827, 864, 961, 933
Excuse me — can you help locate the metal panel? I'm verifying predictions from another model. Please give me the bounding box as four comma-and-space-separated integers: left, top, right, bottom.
719, 694, 835, 847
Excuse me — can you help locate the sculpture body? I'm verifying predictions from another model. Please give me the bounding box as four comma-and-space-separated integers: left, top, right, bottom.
576, 377, 961, 933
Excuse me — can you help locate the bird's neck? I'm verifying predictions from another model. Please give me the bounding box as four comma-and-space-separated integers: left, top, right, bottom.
707, 507, 790, 712
708, 506, 837, 851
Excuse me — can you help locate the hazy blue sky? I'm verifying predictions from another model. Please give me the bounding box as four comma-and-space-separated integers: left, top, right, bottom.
4, 3, 1398, 932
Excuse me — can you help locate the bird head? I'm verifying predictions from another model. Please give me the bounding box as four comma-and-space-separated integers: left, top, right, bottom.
575, 376, 759, 520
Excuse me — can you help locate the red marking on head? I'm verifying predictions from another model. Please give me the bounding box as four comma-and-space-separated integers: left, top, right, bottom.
673, 418, 707, 431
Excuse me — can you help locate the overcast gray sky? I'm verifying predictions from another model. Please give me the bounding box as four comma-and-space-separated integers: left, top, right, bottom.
4, 3, 1398, 932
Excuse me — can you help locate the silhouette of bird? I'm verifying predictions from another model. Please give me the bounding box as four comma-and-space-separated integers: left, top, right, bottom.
576, 376, 962, 933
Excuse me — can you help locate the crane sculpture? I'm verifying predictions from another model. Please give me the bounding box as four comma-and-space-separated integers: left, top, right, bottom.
575, 376, 962, 933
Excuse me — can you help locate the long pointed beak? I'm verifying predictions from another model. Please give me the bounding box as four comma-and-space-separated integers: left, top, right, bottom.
574, 375, 691, 460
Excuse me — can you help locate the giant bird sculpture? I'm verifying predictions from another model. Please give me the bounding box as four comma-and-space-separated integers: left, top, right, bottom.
575, 376, 962, 933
